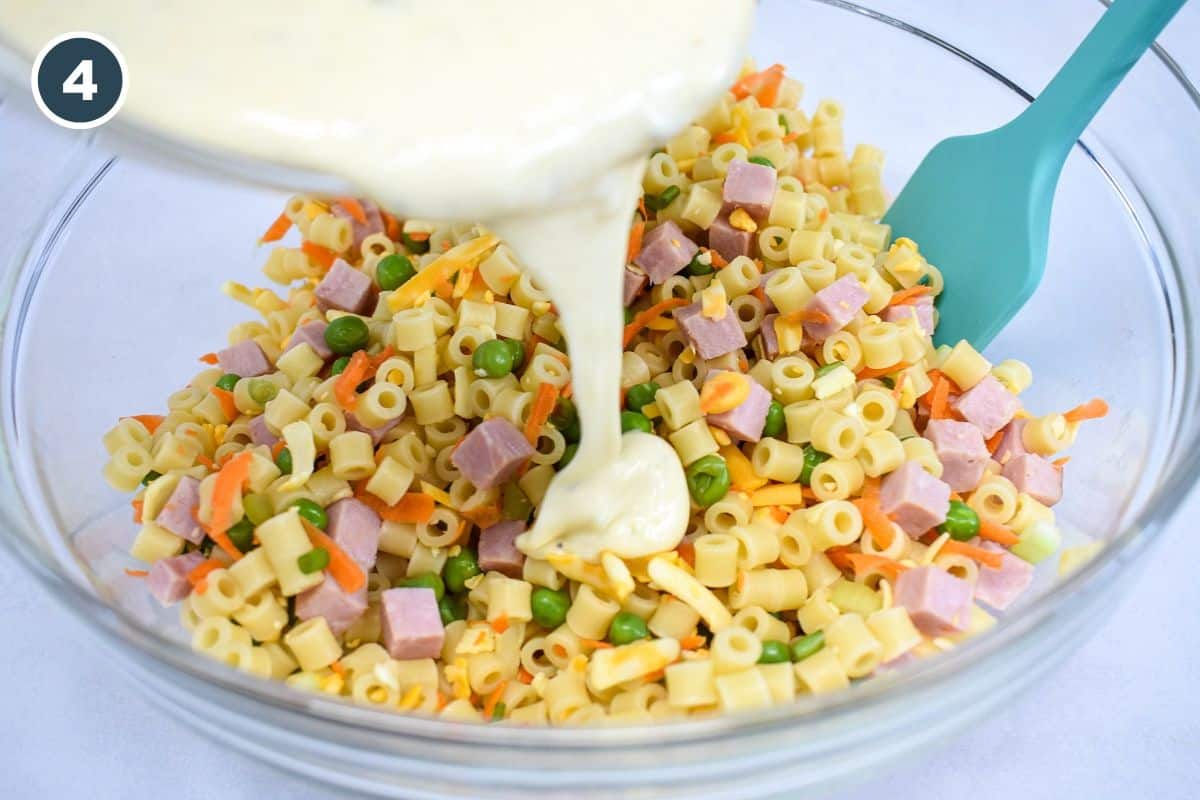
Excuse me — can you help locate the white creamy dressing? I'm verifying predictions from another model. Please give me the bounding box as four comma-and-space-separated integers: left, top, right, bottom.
0, 0, 756, 561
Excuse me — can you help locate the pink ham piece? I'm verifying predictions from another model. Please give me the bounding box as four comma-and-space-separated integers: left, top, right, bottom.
992, 418, 1029, 466
623, 267, 649, 306
757, 313, 781, 359
345, 411, 402, 446
326, 497, 382, 570
146, 552, 206, 606
722, 159, 777, 222
894, 566, 973, 636
316, 259, 375, 314
155, 476, 205, 544
705, 371, 771, 442
673, 302, 748, 360
633, 220, 699, 285
331, 198, 385, 253
296, 578, 368, 636
217, 339, 271, 378
248, 415, 278, 447
973, 541, 1034, 611
381, 587, 444, 660
924, 419, 989, 492
1002, 453, 1063, 507
284, 321, 333, 361
478, 520, 527, 578
881, 296, 935, 335
880, 460, 950, 535
451, 417, 535, 489
951, 375, 1019, 438
801, 275, 869, 342
706, 214, 754, 262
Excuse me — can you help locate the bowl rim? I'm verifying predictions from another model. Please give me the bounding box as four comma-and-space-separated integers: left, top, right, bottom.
0, 0, 1197, 750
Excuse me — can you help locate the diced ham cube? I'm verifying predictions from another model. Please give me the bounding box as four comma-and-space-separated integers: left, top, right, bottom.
345, 411, 402, 446
722, 159, 777, 222
802, 275, 869, 342
951, 375, 1019, 438
155, 476, 205, 544
673, 302, 748, 360
451, 417, 535, 490
285, 321, 333, 361
633, 220, 699, 285
623, 267, 648, 307
327, 498, 382, 570
331, 197, 385, 253
758, 313, 780, 359
296, 578, 368, 636
880, 460, 950, 535
992, 419, 1029, 466
316, 259, 375, 314
973, 541, 1034, 611
706, 214, 754, 262
381, 587, 444, 660
881, 296, 935, 335
895, 566, 973, 636
217, 339, 271, 378
705, 372, 771, 442
248, 415, 278, 447
478, 520, 527, 578
1002, 453, 1063, 507
924, 419, 989, 492
146, 552, 206, 606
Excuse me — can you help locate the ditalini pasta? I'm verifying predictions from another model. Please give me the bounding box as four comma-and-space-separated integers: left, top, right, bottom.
106, 63, 1106, 724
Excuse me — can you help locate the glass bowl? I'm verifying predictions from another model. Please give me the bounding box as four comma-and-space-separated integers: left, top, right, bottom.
1, 1, 1198, 796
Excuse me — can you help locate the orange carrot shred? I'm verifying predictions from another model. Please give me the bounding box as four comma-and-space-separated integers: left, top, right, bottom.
208, 453, 253, 561
198, 352, 220, 365
623, 298, 689, 347
124, 568, 148, 578
679, 634, 707, 650
885, 285, 931, 307
125, 414, 165, 434
579, 639, 614, 650
928, 376, 952, 420
336, 198, 368, 225
196, 454, 218, 471
637, 195, 648, 221
781, 308, 831, 326
1063, 398, 1109, 423
334, 350, 371, 411
626, 220, 645, 264
711, 131, 739, 146
852, 496, 895, 549
703, 248, 729, 269
355, 490, 435, 524
482, 681, 507, 719
525, 382, 560, 446
985, 428, 1006, 454
329, 661, 347, 677
676, 540, 695, 568
382, 211, 402, 241
260, 212, 293, 243
436, 691, 449, 711
187, 558, 223, 587
856, 362, 911, 380
491, 614, 511, 634
209, 387, 238, 421
769, 506, 790, 524
730, 64, 785, 103
301, 240, 336, 270
517, 667, 535, 685
781, 131, 800, 144
978, 519, 1020, 546
939, 540, 1004, 569
1053, 456, 1070, 469
827, 551, 908, 580
271, 440, 286, 459
300, 518, 366, 593
406, 231, 431, 242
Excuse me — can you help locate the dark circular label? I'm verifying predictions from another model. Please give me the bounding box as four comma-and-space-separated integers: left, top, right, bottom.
31, 33, 127, 129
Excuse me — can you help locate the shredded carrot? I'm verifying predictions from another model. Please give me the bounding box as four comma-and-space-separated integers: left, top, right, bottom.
491, 614, 511, 634
381, 211, 402, 241
356, 490, 435, 524
626, 220, 645, 264
985, 428, 1006, 454
827, 550, 908, 579
436, 691, 449, 711
334, 350, 371, 411
928, 375, 952, 420
259, 212, 292, 243
125, 414, 165, 434
406, 231, 431, 242
579, 639, 614, 650
781, 131, 800, 144
781, 308, 832, 326
524, 382, 560, 446
711, 131, 739, 146
769, 506, 790, 524
856, 361, 911, 380
1064, 398, 1109, 423
124, 568, 148, 578
329, 661, 347, 678
623, 297, 689, 347
336, 198, 367, 225
731, 64, 785, 106
861, 476, 881, 500
368, 346, 397, 371
187, 558, 223, 587
196, 454, 218, 471
703, 247, 729, 269
482, 681, 508, 719
301, 240, 336, 271
676, 540, 695, 568
751, 286, 769, 307
679, 634, 707, 650
1053, 456, 1070, 469
209, 452, 252, 561
561, 382, 573, 400
517, 667, 535, 685
885, 285, 931, 307
452, 261, 476, 298
637, 195, 648, 220
300, 518, 366, 592
198, 352, 220, 365
209, 387, 238, 421
978, 519, 1021, 546
939, 540, 1004, 569
271, 440, 286, 459
852, 497, 895, 549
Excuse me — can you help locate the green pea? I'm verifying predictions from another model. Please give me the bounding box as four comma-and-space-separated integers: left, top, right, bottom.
557, 442, 579, 470
402, 232, 430, 255
530, 587, 571, 629
438, 593, 467, 625
442, 549, 481, 594
227, 517, 255, 554
758, 640, 791, 664
243, 493, 274, 526
686, 252, 714, 276
375, 253, 416, 291
275, 447, 293, 475
324, 315, 370, 356
790, 631, 825, 662
503, 339, 526, 372
625, 381, 660, 413
290, 498, 327, 530
799, 445, 830, 486
938, 499, 981, 542
778, 113, 790, 134
624, 307, 636, 325
297, 547, 329, 574
472, 339, 516, 378
215, 373, 240, 392
762, 401, 785, 438
402, 572, 446, 601
330, 356, 351, 376
248, 378, 278, 405
815, 361, 844, 378
685, 454, 731, 508
653, 185, 681, 210
621, 410, 653, 434
551, 397, 580, 442
140, 470, 162, 487
608, 611, 649, 645
502, 483, 533, 522
748, 155, 776, 169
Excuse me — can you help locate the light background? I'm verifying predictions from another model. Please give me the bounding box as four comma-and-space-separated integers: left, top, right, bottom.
1, 2, 1197, 798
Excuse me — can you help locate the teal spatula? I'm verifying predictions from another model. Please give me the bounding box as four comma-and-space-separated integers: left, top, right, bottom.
883, 0, 1187, 349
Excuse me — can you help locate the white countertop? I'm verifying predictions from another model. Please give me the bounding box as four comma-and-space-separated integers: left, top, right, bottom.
2, 3, 1198, 798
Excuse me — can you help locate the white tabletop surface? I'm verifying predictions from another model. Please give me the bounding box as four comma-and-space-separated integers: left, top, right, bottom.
3, 3, 1199, 799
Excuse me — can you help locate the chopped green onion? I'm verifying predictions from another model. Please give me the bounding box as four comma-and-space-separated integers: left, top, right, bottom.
748, 155, 775, 169
790, 631, 825, 662
491, 702, 507, 721
778, 113, 790, 134
297, 547, 329, 574
815, 361, 844, 378
140, 470, 162, 487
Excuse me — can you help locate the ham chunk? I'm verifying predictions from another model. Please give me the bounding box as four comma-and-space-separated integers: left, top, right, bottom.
802, 275, 868, 342
992, 419, 1029, 466
973, 541, 1034, 610
285, 321, 333, 361
951, 375, 1019, 438
146, 552, 206, 606
478, 520, 527, 578
895, 566, 973, 636
296, 578, 368, 636
381, 587, 444, 660
673, 302, 748, 360
706, 214, 754, 262
316, 259, 375, 314
624, 267, 648, 306
451, 417, 535, 490
331, 198, 385, 253
155, 476, 204, 544
880, 460, 950, 535
757, 313, 780, 359
722, 159, 777, 222
924, 419, 989, 492
881, 296, 935, 335
1002, 453, 1063, 507
217, 339, 271, 378
248, 415, 278, 448
705, 371, 771, 442
346, 411, 402, 446
633, 220, 699, 285
327, 497, 382, 570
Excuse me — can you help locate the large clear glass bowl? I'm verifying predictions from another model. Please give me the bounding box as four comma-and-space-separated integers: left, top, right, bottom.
1, 1, 1197, 797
